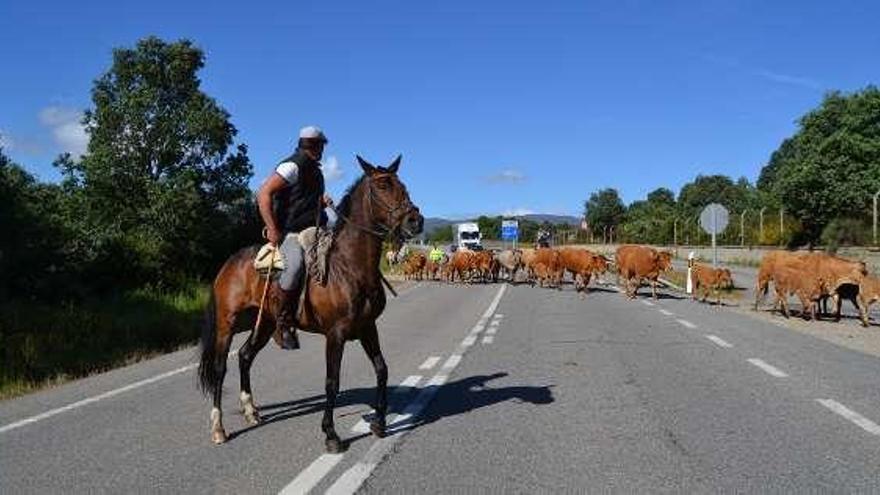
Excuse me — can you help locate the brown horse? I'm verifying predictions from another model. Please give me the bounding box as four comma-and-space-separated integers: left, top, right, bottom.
198, 155, 423, 452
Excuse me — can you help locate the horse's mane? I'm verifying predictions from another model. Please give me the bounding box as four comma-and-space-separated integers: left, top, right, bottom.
332, 173, 367, 236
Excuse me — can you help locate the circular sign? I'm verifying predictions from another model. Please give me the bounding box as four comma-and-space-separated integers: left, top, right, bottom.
700, 203, 729, 235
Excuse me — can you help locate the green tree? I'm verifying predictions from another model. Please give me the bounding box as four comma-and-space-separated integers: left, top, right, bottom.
59, 36, 255, 288
758, 87, 880, 244
584, 188, 626, 239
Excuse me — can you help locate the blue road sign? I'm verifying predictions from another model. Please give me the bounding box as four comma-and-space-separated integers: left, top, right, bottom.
501, 220, 519, 241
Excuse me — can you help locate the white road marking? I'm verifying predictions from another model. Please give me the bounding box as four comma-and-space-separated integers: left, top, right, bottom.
469, 324, 485, 335
441, 354, 462, 370
489, 319, 500, 327
278, 453, 344, 494
486, 326, 498, 335
418, 356, 441, 370
482, 335, 495, 344
641, 300, 655, 307
461, 335, 477, 347
659, 309, 674, 316
747, 358, 788, 378
493, 313, 504, 319
817, 399, 880, 436
324, 285, 507, 495
397, 374, 422, 390
676, 319, 697, 329
0, 363, 197, 435
705, 335, 733, 348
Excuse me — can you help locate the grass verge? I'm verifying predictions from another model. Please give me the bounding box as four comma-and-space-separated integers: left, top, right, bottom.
0, 283, 208, 400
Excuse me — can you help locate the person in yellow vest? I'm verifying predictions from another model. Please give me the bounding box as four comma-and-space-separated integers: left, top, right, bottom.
429, 244, 445, 264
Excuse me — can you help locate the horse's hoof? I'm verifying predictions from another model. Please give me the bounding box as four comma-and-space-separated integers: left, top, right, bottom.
244, 411, 262, 426
211, 429, 228, 445
325, 438, 348, 453
370, 422, 387, 438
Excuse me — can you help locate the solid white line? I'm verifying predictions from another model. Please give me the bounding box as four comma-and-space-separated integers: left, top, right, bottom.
461, 335, 477, 347
278, 453, 344, 494
817, 399, 880, 436
481, 284, 507, 319
0, 363, 197, 435
418, 356, 441, 370
482, 335, 494, 344
747, 358, 788, 378
676, 319, 697, 329
641, 300, 655, 307
705, 335, 733, 348
441, 354, 462, 370
469, 324, 485, 335
659, 309, 674, 316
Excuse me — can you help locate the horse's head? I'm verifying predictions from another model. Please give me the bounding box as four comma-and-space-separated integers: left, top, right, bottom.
357, 155, 424, 239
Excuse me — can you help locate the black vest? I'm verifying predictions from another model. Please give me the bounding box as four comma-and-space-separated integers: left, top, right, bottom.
272, 149, 326, 233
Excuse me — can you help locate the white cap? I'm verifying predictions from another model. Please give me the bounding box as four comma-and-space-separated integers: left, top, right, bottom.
299, 125, 327, 142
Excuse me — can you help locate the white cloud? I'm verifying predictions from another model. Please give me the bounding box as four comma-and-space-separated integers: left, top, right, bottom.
0, 130, 44, 155
753, 69, 822, 90
502, 207, 535, 217
39, 106, 89, 158
486, 168, 527, 184
322, 155, 343, 182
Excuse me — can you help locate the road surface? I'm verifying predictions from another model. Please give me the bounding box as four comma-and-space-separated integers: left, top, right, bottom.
3, 280, 880, 493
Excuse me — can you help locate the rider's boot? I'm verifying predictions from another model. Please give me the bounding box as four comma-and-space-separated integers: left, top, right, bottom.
272, 288, 300, 350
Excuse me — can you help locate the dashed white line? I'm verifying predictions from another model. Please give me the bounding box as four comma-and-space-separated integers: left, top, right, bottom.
676, 319, 697, 329
489, 320, 500, 327
486, 326, 498, 336
0, 362, 198, 435
279, 453, 344, 494
659, 309, 674, 316
747, 358, 788, 378
482, 335, 495, 344
493, 313, 504, 319
394, 374, 422, 393
705, 335, 733, 348
817, 399, 880, 436
441, 354, 462, 370
418, 356, 441, 370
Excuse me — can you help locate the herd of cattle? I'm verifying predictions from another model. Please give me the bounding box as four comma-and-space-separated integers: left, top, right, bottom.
389, 244, 880, 326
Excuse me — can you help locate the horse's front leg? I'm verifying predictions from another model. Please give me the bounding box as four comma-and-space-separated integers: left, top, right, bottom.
237, 316, 275, 426
323, 335, 346, 453
360, 323, 388, 438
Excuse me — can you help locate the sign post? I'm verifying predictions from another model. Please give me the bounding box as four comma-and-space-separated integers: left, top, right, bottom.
501, 219, 519, 250
700, 203, 729, 267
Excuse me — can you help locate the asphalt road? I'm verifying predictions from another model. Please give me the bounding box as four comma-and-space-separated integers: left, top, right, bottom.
4, 280, 880, 493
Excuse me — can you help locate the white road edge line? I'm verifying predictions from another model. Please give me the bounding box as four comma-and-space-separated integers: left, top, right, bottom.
747, 358, 788, 378
278, 454, 345, 495
323, 285, 507, 495
417, 356, 441, 370
817, 399, 880, 436
659, 309, 674, 316
461, 335, 477, 347
676, 319, 697, 329
0, 362, 199, 435
705, 335, 733, 348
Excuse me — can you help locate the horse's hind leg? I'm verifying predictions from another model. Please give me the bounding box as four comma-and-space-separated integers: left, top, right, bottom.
209, 312, 236, 444
360, 323, 388, 438
322, 334, 347, 453
237, 316, 275, 426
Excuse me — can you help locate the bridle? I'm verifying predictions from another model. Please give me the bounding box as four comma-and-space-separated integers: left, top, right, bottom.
331, 173, 417, 239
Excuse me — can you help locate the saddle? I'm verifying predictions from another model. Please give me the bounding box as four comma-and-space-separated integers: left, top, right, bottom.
253, 227, 334, 286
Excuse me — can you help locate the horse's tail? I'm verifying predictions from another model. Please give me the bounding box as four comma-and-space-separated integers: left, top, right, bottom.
198, 289, 219, 397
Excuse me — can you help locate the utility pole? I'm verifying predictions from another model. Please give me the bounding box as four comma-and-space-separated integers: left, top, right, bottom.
740, 210, 748, 247
779, 208, 784, 246
673, 217, 679, 246
759, 206, 767, 245
874, 190, 880, 246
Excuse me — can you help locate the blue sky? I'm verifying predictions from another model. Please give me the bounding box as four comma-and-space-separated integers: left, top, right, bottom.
2, 1, 878, 219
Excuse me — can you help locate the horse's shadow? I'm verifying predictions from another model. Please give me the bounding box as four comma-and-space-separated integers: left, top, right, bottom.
228, 372, 554, 443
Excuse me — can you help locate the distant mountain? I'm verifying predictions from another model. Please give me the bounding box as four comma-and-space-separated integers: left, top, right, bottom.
422, 214, 581, 235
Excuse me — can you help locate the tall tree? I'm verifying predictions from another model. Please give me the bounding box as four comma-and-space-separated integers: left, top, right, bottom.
757, 87, 880, 243
584, 188, 626, 238
59, 36, 254, 287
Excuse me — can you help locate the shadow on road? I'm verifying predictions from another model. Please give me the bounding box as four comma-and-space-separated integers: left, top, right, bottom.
228, 372, 554, 444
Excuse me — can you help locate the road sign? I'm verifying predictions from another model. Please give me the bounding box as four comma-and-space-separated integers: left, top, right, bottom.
700, 203, 729, 235
501, 219, 519, 241
699, 203, 729, 266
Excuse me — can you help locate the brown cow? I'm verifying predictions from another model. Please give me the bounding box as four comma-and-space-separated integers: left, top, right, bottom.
528, 248, 563, 288
859, 275, 880, 325
495, 249, 523, 282
771, 264, 828, 320
402, 251, 427, 280
558, 247, 606, 293
447, 250, 476, 283
615, 245, 673, 299
754, 251, 868, 325
691, 263, 734, 306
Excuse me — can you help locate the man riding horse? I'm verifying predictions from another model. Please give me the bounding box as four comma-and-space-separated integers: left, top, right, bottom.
256, 125, 334, 350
